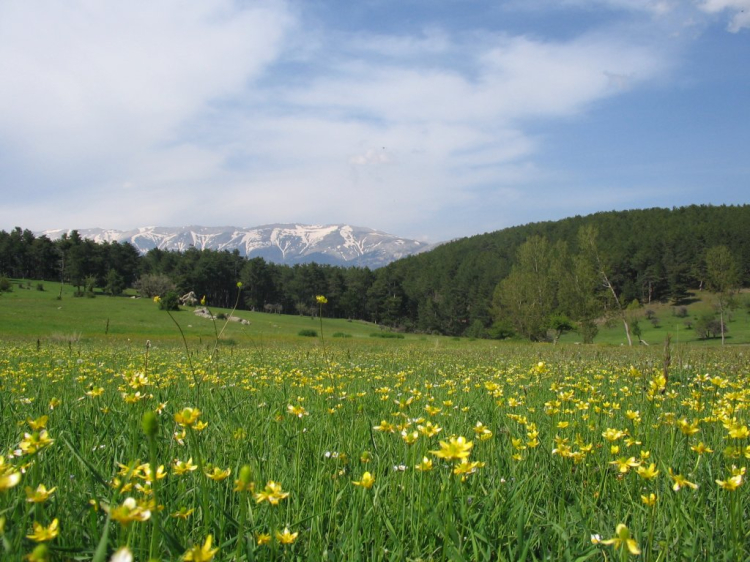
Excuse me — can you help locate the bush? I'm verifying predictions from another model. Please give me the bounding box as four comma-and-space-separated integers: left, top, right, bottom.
464, 319, 487, 339
36, 283, 44, 291
578, 320, 599, 344
695, 314, 726, 340
158, 291, 180, 311
0, 277, 12, 292
298, 329, 318, 337
487, 320, 515, 340
674, 306, 688, 318
332, 332, 352, 338
135, 274, 176, 298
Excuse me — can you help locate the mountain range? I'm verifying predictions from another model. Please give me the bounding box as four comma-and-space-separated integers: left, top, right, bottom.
40, 224, 434, 268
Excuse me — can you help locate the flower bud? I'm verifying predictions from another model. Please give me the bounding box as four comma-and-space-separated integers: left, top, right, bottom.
142, 411, 159, 438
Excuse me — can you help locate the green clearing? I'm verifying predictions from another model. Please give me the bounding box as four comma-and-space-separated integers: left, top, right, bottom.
0, 280, 427, 347
558, 290, 750, 347
1, 279, 748, 348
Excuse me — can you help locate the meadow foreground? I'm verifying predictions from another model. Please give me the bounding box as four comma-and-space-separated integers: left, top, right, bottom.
0, 340, 748, 561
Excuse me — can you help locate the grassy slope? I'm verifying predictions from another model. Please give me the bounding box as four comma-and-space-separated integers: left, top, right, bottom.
1, 280, 747, 347
0, 280, 442, 348
559, 289, 750, 346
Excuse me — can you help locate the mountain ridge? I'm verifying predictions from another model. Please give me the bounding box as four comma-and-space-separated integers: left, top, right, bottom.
40, 224, 435, 268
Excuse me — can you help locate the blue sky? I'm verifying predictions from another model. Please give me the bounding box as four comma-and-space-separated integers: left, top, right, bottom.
0, 0, 748, 242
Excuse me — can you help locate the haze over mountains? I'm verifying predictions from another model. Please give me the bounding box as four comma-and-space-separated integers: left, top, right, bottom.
40, 224, 434, 268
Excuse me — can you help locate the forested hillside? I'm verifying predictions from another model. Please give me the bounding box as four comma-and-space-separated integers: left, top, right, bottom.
381, 204, 750, 336
1, 205, 748, 340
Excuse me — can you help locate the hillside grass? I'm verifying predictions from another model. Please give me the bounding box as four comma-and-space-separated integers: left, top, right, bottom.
559, 290, 750, 347
0, 280, 747, 348
0, 280, 444, 347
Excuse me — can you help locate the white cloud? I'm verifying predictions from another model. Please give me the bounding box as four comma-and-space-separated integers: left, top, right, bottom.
0, 0, 293, 167
0, 1, 700, 239
698, 0, 750, 31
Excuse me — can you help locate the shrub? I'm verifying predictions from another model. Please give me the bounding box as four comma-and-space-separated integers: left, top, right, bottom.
370, 332, 404, 339
464, 319, 487, 339
36, 283, 44, 291
158, 291, 180, 311
695, 314, 726, 340
298, 329, 318, 337
135, 274, 176, 298
0, 277, 12, 292
332, 332, 352, 338
578, 320, 599, 344
487, 320, 515, 340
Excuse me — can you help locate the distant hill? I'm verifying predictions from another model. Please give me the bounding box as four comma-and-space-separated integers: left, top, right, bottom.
40, 224, 435, 268
375, 204, 750, 335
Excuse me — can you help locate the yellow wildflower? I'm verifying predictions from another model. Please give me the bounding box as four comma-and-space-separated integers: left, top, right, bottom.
27, 416, 49, 431
401, 430, 419, 445
373, 420, 395, 432
669, 469, 698, 491
205, 466, 231, 481
641, 493, 657, 506
171, 507, 195, 519
276, 527, 299, 545
25, 484, 56, 503
417, 421, 442, 437
0, 469, 22, 492
599, 523, 640, 556
18, 430, 54, 455
287, 404, 308, 418
352, 472, 376, 489
678, 419, 700, 436
174, 407, 201, 427
254, 481, 289, 505
636, 463, 659, 480
610, 457, 640, 474
691, 442, 713, 455
26, 519, 59, 542
716, 466, 745, 491
173, 458, 198, 475
602, 428, 625, 442
452, 458, 485, 480
431, 436, 473, 461
109, 497, 151, 525
182, 535, 218, 561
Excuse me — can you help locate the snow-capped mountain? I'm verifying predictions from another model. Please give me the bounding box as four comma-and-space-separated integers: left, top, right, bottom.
40, 224, 434, 267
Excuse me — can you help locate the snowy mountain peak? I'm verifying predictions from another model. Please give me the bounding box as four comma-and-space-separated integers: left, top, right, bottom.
40, 224, 434, 268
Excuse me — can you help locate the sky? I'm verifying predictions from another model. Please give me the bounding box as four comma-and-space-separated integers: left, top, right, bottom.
0, 0, 748, 243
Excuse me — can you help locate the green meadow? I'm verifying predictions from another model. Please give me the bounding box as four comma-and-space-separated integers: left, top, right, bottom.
0, 279, 747, 347
0, 281, 748, 561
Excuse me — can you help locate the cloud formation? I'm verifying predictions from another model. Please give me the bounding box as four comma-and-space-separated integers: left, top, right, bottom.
699, 0, 750, 31
0, 0, 746, 241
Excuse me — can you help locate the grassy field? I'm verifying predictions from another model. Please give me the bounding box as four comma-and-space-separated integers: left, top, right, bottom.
0, 279, 747, 347
0, 281, 748, 561
558, 290, 750, 347
0, 280, 429, 346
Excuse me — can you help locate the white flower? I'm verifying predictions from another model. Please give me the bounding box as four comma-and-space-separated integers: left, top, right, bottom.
110, 547, 133, 562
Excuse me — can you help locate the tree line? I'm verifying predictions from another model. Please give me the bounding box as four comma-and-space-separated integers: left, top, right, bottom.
1, 205, 748, 340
